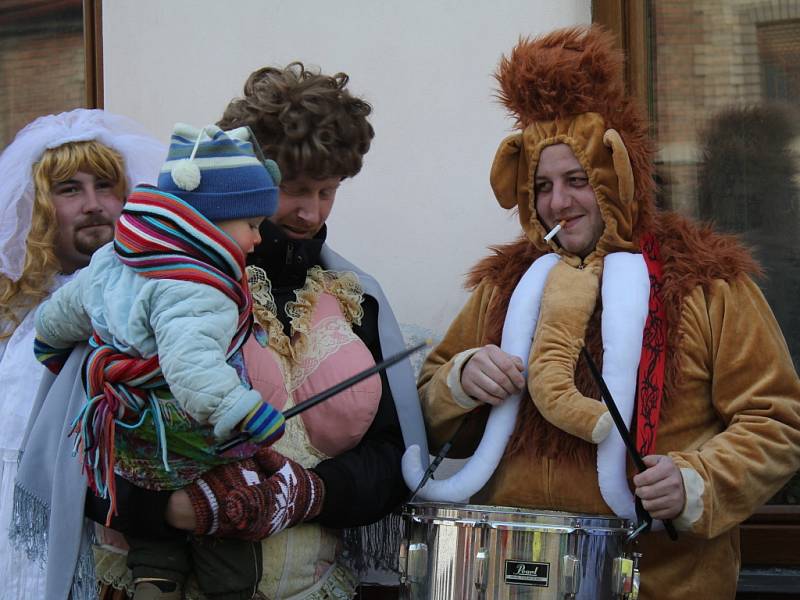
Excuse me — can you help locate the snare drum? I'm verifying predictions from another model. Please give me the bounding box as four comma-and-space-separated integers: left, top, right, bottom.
399, 502, 640, 600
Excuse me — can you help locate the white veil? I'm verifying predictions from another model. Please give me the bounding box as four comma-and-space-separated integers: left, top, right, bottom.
0, 109, 166, 281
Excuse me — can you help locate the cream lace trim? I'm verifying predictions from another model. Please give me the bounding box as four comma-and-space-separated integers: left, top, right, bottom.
247, 265, 364, 362
94, 547, 133, 595
272, 392, 329, 469
286, 316, 361, 394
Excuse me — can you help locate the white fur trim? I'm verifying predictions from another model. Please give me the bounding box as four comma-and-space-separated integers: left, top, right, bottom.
596, 252, 650, 523
403, 251, 653, 513
402, 253, 559, 500
591, 411, 613, 443
674, 467, 705, 530
446, 348, 482, 409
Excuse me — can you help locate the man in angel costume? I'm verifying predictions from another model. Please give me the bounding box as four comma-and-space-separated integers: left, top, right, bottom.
412, 26, 800, 597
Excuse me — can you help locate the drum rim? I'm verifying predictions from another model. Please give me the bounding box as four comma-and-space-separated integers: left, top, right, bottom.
403, 501, 633, 532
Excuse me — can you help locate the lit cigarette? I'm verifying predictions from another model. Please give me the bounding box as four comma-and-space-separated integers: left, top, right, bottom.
544, 220, 566, 242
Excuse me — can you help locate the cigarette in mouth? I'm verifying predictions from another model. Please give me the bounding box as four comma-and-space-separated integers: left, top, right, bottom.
544, 220, 566, 242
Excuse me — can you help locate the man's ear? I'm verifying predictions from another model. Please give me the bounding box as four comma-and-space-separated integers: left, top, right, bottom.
490, 133, 524, 209
603, 129, 634, 205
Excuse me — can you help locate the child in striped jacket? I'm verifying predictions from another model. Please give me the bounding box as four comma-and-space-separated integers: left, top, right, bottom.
34, 123, 288, 599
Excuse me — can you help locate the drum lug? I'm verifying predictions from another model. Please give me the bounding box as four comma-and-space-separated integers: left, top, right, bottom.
560, 554, 581, 597
474, 548, 488, 593
406, 542, 429, 584
398, 539, 408, 584
629, 552, 641, 600
612, 553, 641, 599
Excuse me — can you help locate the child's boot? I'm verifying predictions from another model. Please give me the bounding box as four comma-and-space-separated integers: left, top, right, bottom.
132, 578, 182, 600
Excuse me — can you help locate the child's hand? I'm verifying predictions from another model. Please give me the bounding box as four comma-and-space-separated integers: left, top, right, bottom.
33, 336, 74, 374
240, 401, 285, 445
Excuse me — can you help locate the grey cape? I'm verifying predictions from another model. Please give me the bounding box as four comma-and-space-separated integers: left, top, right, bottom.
11, 245, 429, 599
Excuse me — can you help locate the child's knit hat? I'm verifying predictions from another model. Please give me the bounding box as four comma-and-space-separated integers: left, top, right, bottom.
157, 123, 280, 220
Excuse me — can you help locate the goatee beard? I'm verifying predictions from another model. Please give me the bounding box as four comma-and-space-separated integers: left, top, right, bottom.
74, 225, 113, 256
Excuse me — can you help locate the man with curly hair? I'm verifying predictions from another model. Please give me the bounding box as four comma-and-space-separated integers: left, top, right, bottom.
0, 109, 164, 598
78, 64, 426, 600
413, 27, 800, 598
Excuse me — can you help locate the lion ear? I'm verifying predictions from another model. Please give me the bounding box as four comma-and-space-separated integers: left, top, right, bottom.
603, 128, 634, 205
490, 133, 524, 209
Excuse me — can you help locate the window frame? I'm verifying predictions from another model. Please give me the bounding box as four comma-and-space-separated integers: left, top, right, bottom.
83, 0, 103, 107
592, 0, 651, 112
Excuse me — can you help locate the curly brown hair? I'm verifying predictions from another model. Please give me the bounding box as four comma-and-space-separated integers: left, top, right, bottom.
217, 62, 374, 182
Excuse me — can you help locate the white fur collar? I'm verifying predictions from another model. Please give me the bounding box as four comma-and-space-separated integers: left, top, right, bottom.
403, 252, 652, 526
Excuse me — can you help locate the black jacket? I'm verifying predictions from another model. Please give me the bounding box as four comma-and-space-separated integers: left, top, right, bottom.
251, 222, 407, 528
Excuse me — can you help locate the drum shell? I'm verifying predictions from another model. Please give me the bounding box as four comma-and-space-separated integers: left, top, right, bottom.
399, 502, 635, 600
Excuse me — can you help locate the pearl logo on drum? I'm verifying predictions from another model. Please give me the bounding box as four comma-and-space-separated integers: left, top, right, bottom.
515, 564, 540, 576
504, 560, 550, 587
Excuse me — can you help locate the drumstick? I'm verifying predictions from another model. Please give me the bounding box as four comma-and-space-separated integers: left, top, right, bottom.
580, 347, 679, 541
408, 417, 469, 503
214, 340, 430, 454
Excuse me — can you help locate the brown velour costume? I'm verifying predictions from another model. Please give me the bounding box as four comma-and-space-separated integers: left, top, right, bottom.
420, 26, 800, 598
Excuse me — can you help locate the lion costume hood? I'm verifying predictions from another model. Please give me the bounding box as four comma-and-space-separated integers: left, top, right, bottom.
490, 26, 654, 264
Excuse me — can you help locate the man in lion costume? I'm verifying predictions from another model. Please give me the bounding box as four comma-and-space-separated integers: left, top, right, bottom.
419, 26, 800, 597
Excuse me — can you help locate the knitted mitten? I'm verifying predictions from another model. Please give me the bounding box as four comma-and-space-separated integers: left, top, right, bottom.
185, 449, 324, 541
234, 447, 325, 538
184, 456, 261, 537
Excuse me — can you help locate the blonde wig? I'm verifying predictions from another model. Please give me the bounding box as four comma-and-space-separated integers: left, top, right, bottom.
0, 141, 126, 339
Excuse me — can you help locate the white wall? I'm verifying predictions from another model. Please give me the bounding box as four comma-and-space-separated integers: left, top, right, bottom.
104, 0, 590, 336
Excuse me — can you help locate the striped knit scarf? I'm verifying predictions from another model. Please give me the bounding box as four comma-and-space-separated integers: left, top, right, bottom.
72, 185, 253, 521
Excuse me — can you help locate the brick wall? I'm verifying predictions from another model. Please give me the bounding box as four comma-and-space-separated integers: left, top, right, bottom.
652, 0, 800, 370
0, 16, 84, 148
652, 0, 800, 214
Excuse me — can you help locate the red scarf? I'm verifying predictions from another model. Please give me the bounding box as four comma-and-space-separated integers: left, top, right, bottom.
636, 233, 667, 455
